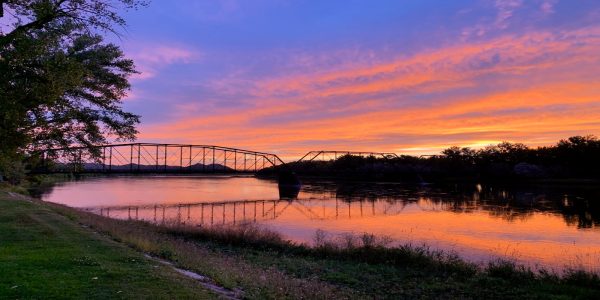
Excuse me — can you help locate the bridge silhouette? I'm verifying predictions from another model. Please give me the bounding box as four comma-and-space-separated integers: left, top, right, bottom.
38, 143, 285, 173
84, 198, 409, 226
297, 150, 399, 162
37, 143, 397, 174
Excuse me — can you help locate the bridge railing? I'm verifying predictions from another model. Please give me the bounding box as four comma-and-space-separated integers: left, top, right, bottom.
38, 143, 285, 173
296, 150, 399, 162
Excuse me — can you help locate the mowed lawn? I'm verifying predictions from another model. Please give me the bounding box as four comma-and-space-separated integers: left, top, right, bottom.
0, 192, 213, 299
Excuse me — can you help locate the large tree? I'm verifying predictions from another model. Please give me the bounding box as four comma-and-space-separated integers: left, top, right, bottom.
0, 0, 144, 177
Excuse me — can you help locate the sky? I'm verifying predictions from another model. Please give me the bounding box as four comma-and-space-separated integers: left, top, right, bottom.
115, 0, 600, 158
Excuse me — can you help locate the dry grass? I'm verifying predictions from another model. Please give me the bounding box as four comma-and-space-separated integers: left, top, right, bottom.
312, 229, 393, 249
150, 220, 478, 278
45, 203, 354, 299
161, 220, 289, 249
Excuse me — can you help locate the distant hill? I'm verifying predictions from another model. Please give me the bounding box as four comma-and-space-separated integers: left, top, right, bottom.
47, 162, 235, 172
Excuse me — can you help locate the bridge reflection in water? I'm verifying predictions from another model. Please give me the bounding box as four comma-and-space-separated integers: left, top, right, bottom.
86, 197, 409, 227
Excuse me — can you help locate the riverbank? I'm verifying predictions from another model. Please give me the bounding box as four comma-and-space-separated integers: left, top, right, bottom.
0, 191, 215, 298
2, 191, 600, 299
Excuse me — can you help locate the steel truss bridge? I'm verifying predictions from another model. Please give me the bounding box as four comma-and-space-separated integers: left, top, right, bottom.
36, 143, 401, 174
85, 198, 409, 226
38, 143, 285, 173
297, 150, 399, 162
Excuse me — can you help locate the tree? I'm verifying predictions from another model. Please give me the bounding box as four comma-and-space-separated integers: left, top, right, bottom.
442, 146, 476, 163
0, 1, 143, 47
0, 0, 145, 180
554, 135, 600, 176
479, 142, 530, 164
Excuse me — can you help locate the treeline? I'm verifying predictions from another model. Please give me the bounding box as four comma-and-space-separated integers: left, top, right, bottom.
264, 135, 600, 181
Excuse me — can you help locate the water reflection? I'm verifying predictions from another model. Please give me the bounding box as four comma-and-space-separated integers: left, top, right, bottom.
38, 176, 600, 272
302, 181, 600, 229
36, 177, 600, 230
85, 198, 408, 226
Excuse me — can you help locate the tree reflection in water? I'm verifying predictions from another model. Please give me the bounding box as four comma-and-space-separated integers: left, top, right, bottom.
300, 181, 600, 229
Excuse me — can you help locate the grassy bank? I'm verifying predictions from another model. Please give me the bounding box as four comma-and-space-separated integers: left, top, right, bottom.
0, 192, 214, 299
2, 192, 600, 299
97, 221, 600, 299
0, 174, 74, 195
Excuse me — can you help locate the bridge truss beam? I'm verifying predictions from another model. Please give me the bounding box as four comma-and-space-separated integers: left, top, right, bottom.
38, 143, 285, 174
297, 150, 399, 162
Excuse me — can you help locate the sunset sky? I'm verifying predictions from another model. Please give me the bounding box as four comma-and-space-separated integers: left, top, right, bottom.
117, 0, 600, 158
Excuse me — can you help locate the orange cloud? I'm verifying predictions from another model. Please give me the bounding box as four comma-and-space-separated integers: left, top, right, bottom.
251, 30, 599, 101
138, 26, 600, 159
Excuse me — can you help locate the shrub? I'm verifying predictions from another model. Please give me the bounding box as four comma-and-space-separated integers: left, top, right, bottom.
0, 156, 26, 184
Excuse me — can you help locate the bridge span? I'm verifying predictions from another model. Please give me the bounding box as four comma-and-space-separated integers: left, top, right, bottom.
36, 143, 401, 174
38, 143, 285, 173
297, 150, 399, 162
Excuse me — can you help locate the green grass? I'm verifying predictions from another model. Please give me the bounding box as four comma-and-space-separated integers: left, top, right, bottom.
0, 192, 214, 299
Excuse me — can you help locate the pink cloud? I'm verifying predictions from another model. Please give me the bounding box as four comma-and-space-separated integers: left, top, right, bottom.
247, 28, 599, 103
494, 0, 523, 29
122, 90, 139, 102
132, 46, 197, 65
126, 44, 200, 80
540, 0, 558, 15
136, 26, 600, 157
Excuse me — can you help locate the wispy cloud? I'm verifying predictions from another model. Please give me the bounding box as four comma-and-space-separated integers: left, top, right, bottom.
461, 0, 527, 40
494, 0, 524, 29
137, 26, 600, 157
127, 44, 200, 80
540, 0, 558, 15
248, 28, 599, 102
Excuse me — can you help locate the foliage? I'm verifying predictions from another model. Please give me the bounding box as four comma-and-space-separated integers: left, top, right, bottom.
262, 135, 600, 181
0, 155, 26, 184
436, 135, 600, 179
0, 0, 144, 44
0, 0, 145, 181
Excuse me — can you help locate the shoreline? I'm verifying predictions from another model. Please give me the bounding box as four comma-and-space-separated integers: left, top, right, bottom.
2, 190, 600, 299
24, 175, 600, 277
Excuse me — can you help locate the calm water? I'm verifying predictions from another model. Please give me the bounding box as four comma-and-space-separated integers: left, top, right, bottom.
39, 175, 600, 272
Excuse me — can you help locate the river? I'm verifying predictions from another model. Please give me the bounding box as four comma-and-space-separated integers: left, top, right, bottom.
38, 175, 600, 273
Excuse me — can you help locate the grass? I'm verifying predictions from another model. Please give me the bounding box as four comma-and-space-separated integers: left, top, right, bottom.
0, 192, 214, 299
0, 174, 74, 196
2, 191, 600, 299
158, 223, 600, 299
53, 209, 353, 299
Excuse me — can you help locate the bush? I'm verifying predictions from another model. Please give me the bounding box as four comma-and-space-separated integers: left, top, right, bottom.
0, 156, 26, 184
